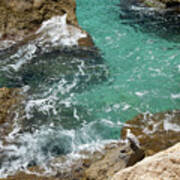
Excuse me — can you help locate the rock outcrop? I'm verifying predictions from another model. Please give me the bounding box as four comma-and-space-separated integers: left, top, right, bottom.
121, 110, 180, 156
0, 141, 144, 180
112, 142, 180, 180
0, 87, 24, 138
0, 0, 93, 49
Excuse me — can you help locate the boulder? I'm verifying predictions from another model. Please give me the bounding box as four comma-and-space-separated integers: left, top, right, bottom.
112, 142, 180, 180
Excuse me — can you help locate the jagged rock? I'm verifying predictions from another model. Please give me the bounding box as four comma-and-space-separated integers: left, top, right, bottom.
112, 142, 180, 180
0, 141, 144, 180
0, 0, 93, 48
0, 87, 24, 138
83, 141, 144, 180
121, 110, 180, 156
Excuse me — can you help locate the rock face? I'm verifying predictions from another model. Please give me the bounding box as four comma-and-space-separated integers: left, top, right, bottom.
121, 111, 180, 156
0, 141, 144, 180
112, 142, 180, 180
0, 0, 93, 48
0, 87, 24, 138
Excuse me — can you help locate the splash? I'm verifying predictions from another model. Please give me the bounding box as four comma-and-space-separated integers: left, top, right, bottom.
36, 14, 87, 46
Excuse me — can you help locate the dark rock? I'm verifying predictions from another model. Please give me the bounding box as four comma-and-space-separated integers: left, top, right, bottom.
121, 110, 180, 156
119, 0, 180, 41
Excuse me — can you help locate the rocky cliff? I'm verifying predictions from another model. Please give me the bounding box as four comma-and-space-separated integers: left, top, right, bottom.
0, 0, 93, 49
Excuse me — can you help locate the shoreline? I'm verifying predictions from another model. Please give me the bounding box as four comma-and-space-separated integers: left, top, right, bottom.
0, 0, 180, 179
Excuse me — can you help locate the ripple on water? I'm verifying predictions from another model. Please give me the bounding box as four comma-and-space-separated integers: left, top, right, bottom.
1, 0, 180, 177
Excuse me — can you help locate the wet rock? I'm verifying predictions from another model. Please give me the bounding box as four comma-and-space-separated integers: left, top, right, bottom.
0, 0, 93, 49
0, 87, 22, 125
112, 142, 180, 180
141, 0, 180, 9
121, 110, 180, 156
0, 141, 144, 180
0, 87, 24, 137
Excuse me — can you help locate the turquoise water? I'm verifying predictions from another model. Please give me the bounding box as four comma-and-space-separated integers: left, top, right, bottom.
76, 0, 180, 128
1, 0, 180, 176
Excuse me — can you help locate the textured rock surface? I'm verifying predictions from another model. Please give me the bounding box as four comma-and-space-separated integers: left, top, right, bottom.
0, 87, 24, 138
112, 142, 180, 180
121, 110, 180, 156
0, 0, 93, 47
0, 141, 144, 180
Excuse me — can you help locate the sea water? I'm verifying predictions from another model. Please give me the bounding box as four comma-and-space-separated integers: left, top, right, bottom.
0, 0, 180, 177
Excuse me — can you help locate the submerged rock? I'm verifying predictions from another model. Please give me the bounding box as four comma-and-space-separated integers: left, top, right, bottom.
112, 142, 180, 180
0, 141, 144, 180
140, 0, 180, 9
119, 0, 180, 40
121, 110, 180, 156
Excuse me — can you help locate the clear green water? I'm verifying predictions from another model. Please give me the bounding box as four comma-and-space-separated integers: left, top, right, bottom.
76, 0, 180, 134
1, 0, 180, 176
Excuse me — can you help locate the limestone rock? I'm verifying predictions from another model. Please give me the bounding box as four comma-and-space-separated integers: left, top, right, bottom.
112, 142, 180, 180
83, 141, 144, 180
0, 0, 93, 48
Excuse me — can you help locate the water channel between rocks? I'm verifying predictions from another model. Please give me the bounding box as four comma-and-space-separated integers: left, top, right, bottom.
0, 0, 180, 177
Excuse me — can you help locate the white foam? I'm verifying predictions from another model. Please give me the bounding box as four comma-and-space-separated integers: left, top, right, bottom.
36, 14, 87, 46
164, 120, 180, 132
7, 43, 37, 71
135, 91, 148, 97
122, 104, 130, 111
171, 93, 180, 99
0, 40, 16, 50
164, 113, 180, 132
73, 108, 80, 121
148, 67, 161, 73
0, 120, 122, 178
